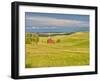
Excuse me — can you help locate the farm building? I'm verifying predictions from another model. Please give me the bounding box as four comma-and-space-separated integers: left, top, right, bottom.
47, 37, 55, 44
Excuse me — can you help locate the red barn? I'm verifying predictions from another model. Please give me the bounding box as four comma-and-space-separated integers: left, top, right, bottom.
47, 38, 55, 44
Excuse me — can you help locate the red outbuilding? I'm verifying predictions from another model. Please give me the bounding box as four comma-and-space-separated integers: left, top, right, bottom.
47, 38, 55, 44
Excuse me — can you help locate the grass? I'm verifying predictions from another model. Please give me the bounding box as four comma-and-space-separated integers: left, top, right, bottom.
25, 32, 89, 68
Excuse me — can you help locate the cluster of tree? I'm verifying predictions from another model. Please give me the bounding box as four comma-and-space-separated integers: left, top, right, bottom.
26, 33, 39, 44
56, 39, 61, 43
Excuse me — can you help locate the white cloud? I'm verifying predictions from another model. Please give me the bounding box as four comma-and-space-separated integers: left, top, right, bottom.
26, 15, 89, 27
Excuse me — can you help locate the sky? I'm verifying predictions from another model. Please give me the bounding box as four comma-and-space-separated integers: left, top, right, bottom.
25, 12, 89, 32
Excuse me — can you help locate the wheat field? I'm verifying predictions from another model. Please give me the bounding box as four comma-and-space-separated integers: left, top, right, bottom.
25, 32, 89, 68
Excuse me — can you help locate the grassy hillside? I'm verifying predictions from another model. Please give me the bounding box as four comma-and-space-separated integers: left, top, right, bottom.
25, 32, 89, 68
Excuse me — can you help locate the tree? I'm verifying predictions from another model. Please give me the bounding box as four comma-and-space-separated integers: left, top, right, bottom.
56, 39, 61, 43
31, 33, 39, 44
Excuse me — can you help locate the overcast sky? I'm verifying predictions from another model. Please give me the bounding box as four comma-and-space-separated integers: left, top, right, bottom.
25, 12, 89, 32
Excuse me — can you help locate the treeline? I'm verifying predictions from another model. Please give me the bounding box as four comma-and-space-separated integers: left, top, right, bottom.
38, 32, 75, 37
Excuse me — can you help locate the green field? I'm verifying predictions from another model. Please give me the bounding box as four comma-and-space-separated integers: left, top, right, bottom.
25, 32, 89, 68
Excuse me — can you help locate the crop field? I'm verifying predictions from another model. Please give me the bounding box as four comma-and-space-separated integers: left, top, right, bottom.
25, 32, 89, 68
